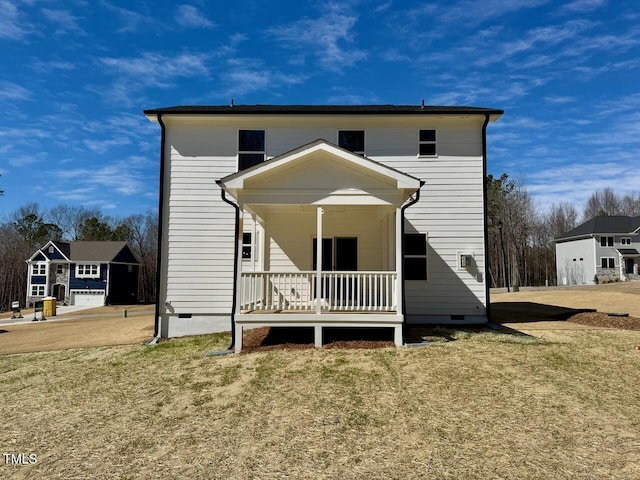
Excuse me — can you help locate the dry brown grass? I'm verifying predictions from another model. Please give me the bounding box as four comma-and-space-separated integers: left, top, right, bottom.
0, 305, 154, 355
2, 324, 640, 479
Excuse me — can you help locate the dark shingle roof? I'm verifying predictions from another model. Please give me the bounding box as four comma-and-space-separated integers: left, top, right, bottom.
144, 104, 504, 116
41, 241, 137, 262
556, 216, 640, 241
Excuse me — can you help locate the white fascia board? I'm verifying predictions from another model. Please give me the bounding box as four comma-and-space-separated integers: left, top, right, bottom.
236, 189, 404, 206
223, 140, 420, 191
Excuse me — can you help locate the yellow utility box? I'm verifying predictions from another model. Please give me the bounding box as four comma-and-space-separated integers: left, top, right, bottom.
43, 297, 57, 317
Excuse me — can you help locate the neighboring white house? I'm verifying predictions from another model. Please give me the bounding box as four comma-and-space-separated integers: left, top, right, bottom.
555, 216, 640, 285
144, 104, 503, 352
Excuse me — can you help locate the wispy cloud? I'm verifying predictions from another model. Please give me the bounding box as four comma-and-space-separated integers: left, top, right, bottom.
267, 3, 367, 71
41, 8, 85, 35
100, 1, 156, 33
96, 51, 211, 103
30, 58, 76, 72
176, 5, 215, 29
554, 0, 608, 15
0, 82, 31, 101
100, 52, 210, 80
0, 0, 33, 40
408, 0, 551, 29
219, 60, 308, 97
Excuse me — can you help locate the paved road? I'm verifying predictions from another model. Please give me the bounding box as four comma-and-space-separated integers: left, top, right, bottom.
0, 305, 136, 327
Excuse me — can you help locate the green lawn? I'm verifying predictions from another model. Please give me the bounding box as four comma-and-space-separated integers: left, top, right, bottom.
1, 327, 640, 479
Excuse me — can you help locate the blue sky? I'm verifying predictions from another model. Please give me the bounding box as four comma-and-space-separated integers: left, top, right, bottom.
1, 0, 639, 219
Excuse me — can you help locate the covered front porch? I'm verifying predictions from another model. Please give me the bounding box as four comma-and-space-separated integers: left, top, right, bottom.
219, 140, 422, 352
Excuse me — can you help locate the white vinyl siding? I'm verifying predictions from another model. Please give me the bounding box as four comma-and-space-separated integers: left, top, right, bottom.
158, 114, 493, 329
556, 238, 595, 285
161, 121, 237, 315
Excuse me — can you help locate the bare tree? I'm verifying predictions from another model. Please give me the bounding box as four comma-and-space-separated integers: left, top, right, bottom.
583, 187, 623, 220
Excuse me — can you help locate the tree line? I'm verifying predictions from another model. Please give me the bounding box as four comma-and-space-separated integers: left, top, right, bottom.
1, 179, 639, 311
0, 203, 157, 311
487, 177, 640, 289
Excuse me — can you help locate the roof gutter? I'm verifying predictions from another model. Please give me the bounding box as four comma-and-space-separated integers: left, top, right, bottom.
216, 180, 239, 351
401, 181, 425, 343
150, 113, 167, 342
481, 113, 492, 323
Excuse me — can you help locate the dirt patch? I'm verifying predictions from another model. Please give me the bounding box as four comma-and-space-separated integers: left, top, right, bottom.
568, 311, 640, 330
241, 326, 396, 353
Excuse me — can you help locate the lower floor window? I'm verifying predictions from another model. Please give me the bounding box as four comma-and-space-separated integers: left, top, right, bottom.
31, 285, 45, 296
404, 233, 428, 280
600, 257, 615, 268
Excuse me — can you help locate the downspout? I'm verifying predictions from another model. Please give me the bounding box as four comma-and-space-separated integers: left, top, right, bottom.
150, 113, 167, 343
401, 181, 425, 342
481, 113, 492, 322
216, 180, 239, 351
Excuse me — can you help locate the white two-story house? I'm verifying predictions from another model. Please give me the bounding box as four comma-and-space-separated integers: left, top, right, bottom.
555, 215, 640, 285
144, 104, 503, 352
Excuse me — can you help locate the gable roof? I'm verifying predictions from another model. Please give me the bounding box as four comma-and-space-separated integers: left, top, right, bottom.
27, 241, 139, 263
556, 216, 640, 241
144, 104, 503, 117
221, 139, 421, 191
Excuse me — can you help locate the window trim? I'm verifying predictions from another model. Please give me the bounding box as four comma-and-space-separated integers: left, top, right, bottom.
76, 263, 100, 278
600, 257, 615, 269
337, 130, 366, 156
242, 232, 252, 260
31, 285, 45, 296
404, 233, 428, 281
238, 129, 266, 171
600, 236, 614, 247
32, 263, 46, 276
621, 237, 632, 246
418, 129, 437, 157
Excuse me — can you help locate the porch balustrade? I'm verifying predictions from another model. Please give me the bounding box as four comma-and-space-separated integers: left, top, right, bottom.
240, 271, 397, 312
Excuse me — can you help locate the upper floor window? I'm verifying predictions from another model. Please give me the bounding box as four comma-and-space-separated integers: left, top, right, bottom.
238, 130, 265, 171
338, 130, 365, 156
32, 263, 46, 275
621, 237, 632, 245
600, 236, 613, 247
56, 264, 65, 275
419, 129, 436, 156
76, 264, 99, 278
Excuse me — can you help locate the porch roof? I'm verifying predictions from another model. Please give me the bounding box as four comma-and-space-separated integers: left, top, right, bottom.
219, 139, 422, 206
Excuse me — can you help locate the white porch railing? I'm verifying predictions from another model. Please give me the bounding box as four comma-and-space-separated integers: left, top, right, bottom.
240, 271, 397, 312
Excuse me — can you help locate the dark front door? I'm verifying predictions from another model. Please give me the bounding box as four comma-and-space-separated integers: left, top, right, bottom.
626, 258, 635, 274
313, 237, 358, 302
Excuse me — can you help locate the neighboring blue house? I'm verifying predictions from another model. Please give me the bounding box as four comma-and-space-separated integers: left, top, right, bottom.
26, 240, 140, 307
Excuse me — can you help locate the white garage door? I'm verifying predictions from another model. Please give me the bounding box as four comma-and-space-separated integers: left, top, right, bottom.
71, 290, 105, 306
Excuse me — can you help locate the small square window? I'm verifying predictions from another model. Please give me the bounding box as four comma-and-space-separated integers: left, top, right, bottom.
338, 130, 365, 155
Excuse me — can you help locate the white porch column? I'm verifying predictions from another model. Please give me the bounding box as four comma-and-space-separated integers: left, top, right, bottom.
235, 208, 244, 315
395, 207, 403, 315
234, 208, 245, 354
316, 206, 324, 314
